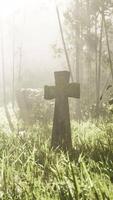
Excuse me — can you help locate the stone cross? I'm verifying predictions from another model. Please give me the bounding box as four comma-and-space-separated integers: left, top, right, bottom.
44, 71, 80, 151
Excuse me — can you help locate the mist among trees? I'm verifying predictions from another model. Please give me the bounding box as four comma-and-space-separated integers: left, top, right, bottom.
0, 0, 113, 199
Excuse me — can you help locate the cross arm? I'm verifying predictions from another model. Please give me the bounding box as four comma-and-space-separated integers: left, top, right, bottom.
67, 83, 80, 98
44, 86, 56, 100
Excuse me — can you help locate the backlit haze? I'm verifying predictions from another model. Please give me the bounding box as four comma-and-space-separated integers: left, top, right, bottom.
0, 0, 71, 88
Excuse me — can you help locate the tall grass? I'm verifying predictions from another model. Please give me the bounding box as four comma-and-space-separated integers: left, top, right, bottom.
0, 121, 113, 199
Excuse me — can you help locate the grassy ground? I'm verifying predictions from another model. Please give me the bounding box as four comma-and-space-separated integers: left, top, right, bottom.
0, 120, 113, 199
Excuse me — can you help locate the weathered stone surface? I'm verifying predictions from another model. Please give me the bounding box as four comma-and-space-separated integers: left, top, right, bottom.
44, 71, 80, 151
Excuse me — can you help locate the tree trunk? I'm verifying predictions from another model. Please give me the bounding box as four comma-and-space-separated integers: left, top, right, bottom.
56, 6, 74, 82
95, 15, 98, 107
12, 15, 15, 109
75, 0, 81, 121
96, 14, 103, 116
103, 10, 113, 81
86, 0, 92, 117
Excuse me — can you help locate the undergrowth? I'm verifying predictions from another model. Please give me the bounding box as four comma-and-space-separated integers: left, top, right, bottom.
0, 121, 113, 199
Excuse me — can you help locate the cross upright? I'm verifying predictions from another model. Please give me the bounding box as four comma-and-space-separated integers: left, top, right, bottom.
44, 71, 80, 151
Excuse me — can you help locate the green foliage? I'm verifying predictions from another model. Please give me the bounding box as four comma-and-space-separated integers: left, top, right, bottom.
0, 121, 113, 199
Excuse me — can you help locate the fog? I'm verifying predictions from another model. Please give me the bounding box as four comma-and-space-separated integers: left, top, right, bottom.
0, 0, 71, 90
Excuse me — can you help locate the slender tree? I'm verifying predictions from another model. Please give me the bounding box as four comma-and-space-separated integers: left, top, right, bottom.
96, 13, 103, 116
86, 0, 92, 115
95, 14, 98, 106
18, 46, 22, 85
17, 8, 26, 89
103, 9, 113, 80
75, 0, 81, 120
55, 5, 74, 81
12, 14, 15, 109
